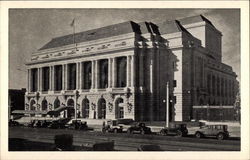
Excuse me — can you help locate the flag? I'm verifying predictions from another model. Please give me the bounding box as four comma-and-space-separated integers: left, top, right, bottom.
70, 19, 75, 27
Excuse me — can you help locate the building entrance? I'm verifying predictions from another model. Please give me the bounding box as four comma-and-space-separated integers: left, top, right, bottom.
67, 99, 75, 118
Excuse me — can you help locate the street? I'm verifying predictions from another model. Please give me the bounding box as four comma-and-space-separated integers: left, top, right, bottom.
9, 126, 240, 151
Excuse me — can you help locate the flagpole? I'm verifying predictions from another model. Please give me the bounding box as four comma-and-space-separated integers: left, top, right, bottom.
71, 18, 76, 50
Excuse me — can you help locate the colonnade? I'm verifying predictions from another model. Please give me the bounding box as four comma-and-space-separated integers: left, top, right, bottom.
27, 55, 135, 93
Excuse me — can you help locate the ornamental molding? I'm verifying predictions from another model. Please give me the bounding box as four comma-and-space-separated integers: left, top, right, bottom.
32, 32, 136, 55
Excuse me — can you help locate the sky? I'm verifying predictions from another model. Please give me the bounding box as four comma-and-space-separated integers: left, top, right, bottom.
9, 9, 240, 89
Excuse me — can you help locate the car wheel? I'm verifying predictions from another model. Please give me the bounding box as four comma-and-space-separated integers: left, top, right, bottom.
217, 133, 225, 140
176, 131, 183, 137
195, 132, 202, 138
160, 129, 167, 136
114, 129, 118, 133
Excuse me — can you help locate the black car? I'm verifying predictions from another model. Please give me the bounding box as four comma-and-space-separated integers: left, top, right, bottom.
66, 120, 88, 130
159, 123, 188, 137
127, 122, 151, 134
9, 120, 20, 127
48, 118, 70, 129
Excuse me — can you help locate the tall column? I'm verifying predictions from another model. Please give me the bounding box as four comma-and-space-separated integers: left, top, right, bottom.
108, 58, 112, 88
91, 61, 95, 89
131, 55, 135, 87
126, 56, 131, 87
76, 63, 79, 90
40, 68, 43, 91
37, 68, 40, 91
52, 66, 54, 91
112, 58, 117, 88
49, 66, 52, 91
65, 64, 68, 90
62, 65, 65, 90
79, 62, 82, 90
95, 60, 99, 89
27, 69, 30, 92
139, 51, 144, 89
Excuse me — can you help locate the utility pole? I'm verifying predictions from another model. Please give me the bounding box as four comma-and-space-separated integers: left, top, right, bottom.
166, 82, 169, 128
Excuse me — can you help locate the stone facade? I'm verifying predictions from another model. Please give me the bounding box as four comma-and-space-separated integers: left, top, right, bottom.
25, 15, 238, 122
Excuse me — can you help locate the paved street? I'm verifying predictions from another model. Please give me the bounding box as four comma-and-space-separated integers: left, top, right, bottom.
9, 126, 240, 151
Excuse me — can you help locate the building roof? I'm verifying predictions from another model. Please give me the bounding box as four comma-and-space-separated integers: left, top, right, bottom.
179, 14, 215, 27
39, 21, 141, 51
137, 22, 152, 34
157, 20, 191, 35
38, 15, 216, 51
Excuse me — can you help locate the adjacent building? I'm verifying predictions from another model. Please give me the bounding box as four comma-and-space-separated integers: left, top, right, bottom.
25, 15, 238, 121
9, 88, 26, 119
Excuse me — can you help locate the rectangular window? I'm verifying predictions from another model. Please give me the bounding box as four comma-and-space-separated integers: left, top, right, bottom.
68, 63, 76, 90
99, 59, 108, 89
207, 74, 211, 94
54, 65, 62, 91
83, 61, 92, 89
42, 67, 50, 91
217, 77, 220, 96
31, 68, 38, 92
116, 57, 127, 88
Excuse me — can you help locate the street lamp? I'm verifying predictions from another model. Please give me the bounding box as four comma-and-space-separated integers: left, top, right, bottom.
166, 82, 169, 128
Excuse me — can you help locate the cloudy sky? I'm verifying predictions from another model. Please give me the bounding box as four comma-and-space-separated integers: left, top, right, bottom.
9, 9, 240, 89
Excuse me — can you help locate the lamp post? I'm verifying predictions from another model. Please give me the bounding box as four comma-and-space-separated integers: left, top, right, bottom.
166, 82, 169, 128
75, 90, 79, 120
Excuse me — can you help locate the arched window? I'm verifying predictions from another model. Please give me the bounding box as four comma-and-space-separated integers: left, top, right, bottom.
115, 98, 124, 119
82, 98, 90, 118
98, 98, 106, 119
30, 100, 36, 110
67, 99, 74, 107
42, 99, 48, 111
117, 57, 127, 87
54, 99, 60, 109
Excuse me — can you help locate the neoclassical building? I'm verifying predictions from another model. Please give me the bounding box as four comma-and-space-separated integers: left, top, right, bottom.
25, 15, 238, 121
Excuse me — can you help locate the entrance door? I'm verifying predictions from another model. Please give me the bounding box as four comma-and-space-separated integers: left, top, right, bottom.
98, 98, 106, 119
67, 99, 75, 118
115, 98, 124, 119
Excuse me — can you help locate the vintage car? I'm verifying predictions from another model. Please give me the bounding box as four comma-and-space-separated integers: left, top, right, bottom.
48, 118, 71, 129
66, 120, 88, 130
159, 123, 188, 137
9, 119, 20, 127
194, 124, 229, 140
127, 122, 151, 134
102, 120, 123, 133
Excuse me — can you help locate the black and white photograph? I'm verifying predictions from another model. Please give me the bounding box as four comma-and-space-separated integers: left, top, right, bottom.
1, 1, 249, 160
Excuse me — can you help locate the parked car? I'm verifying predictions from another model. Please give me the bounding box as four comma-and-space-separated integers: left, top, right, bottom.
159, 123, 188, 137
194, 124, 229, 140
48, 118, 71, 129
116, 119, 135, 132
102, 120, 123, 133
127, 122, 151, 134
9, 120, 20, 127
66, 120, 88, 130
